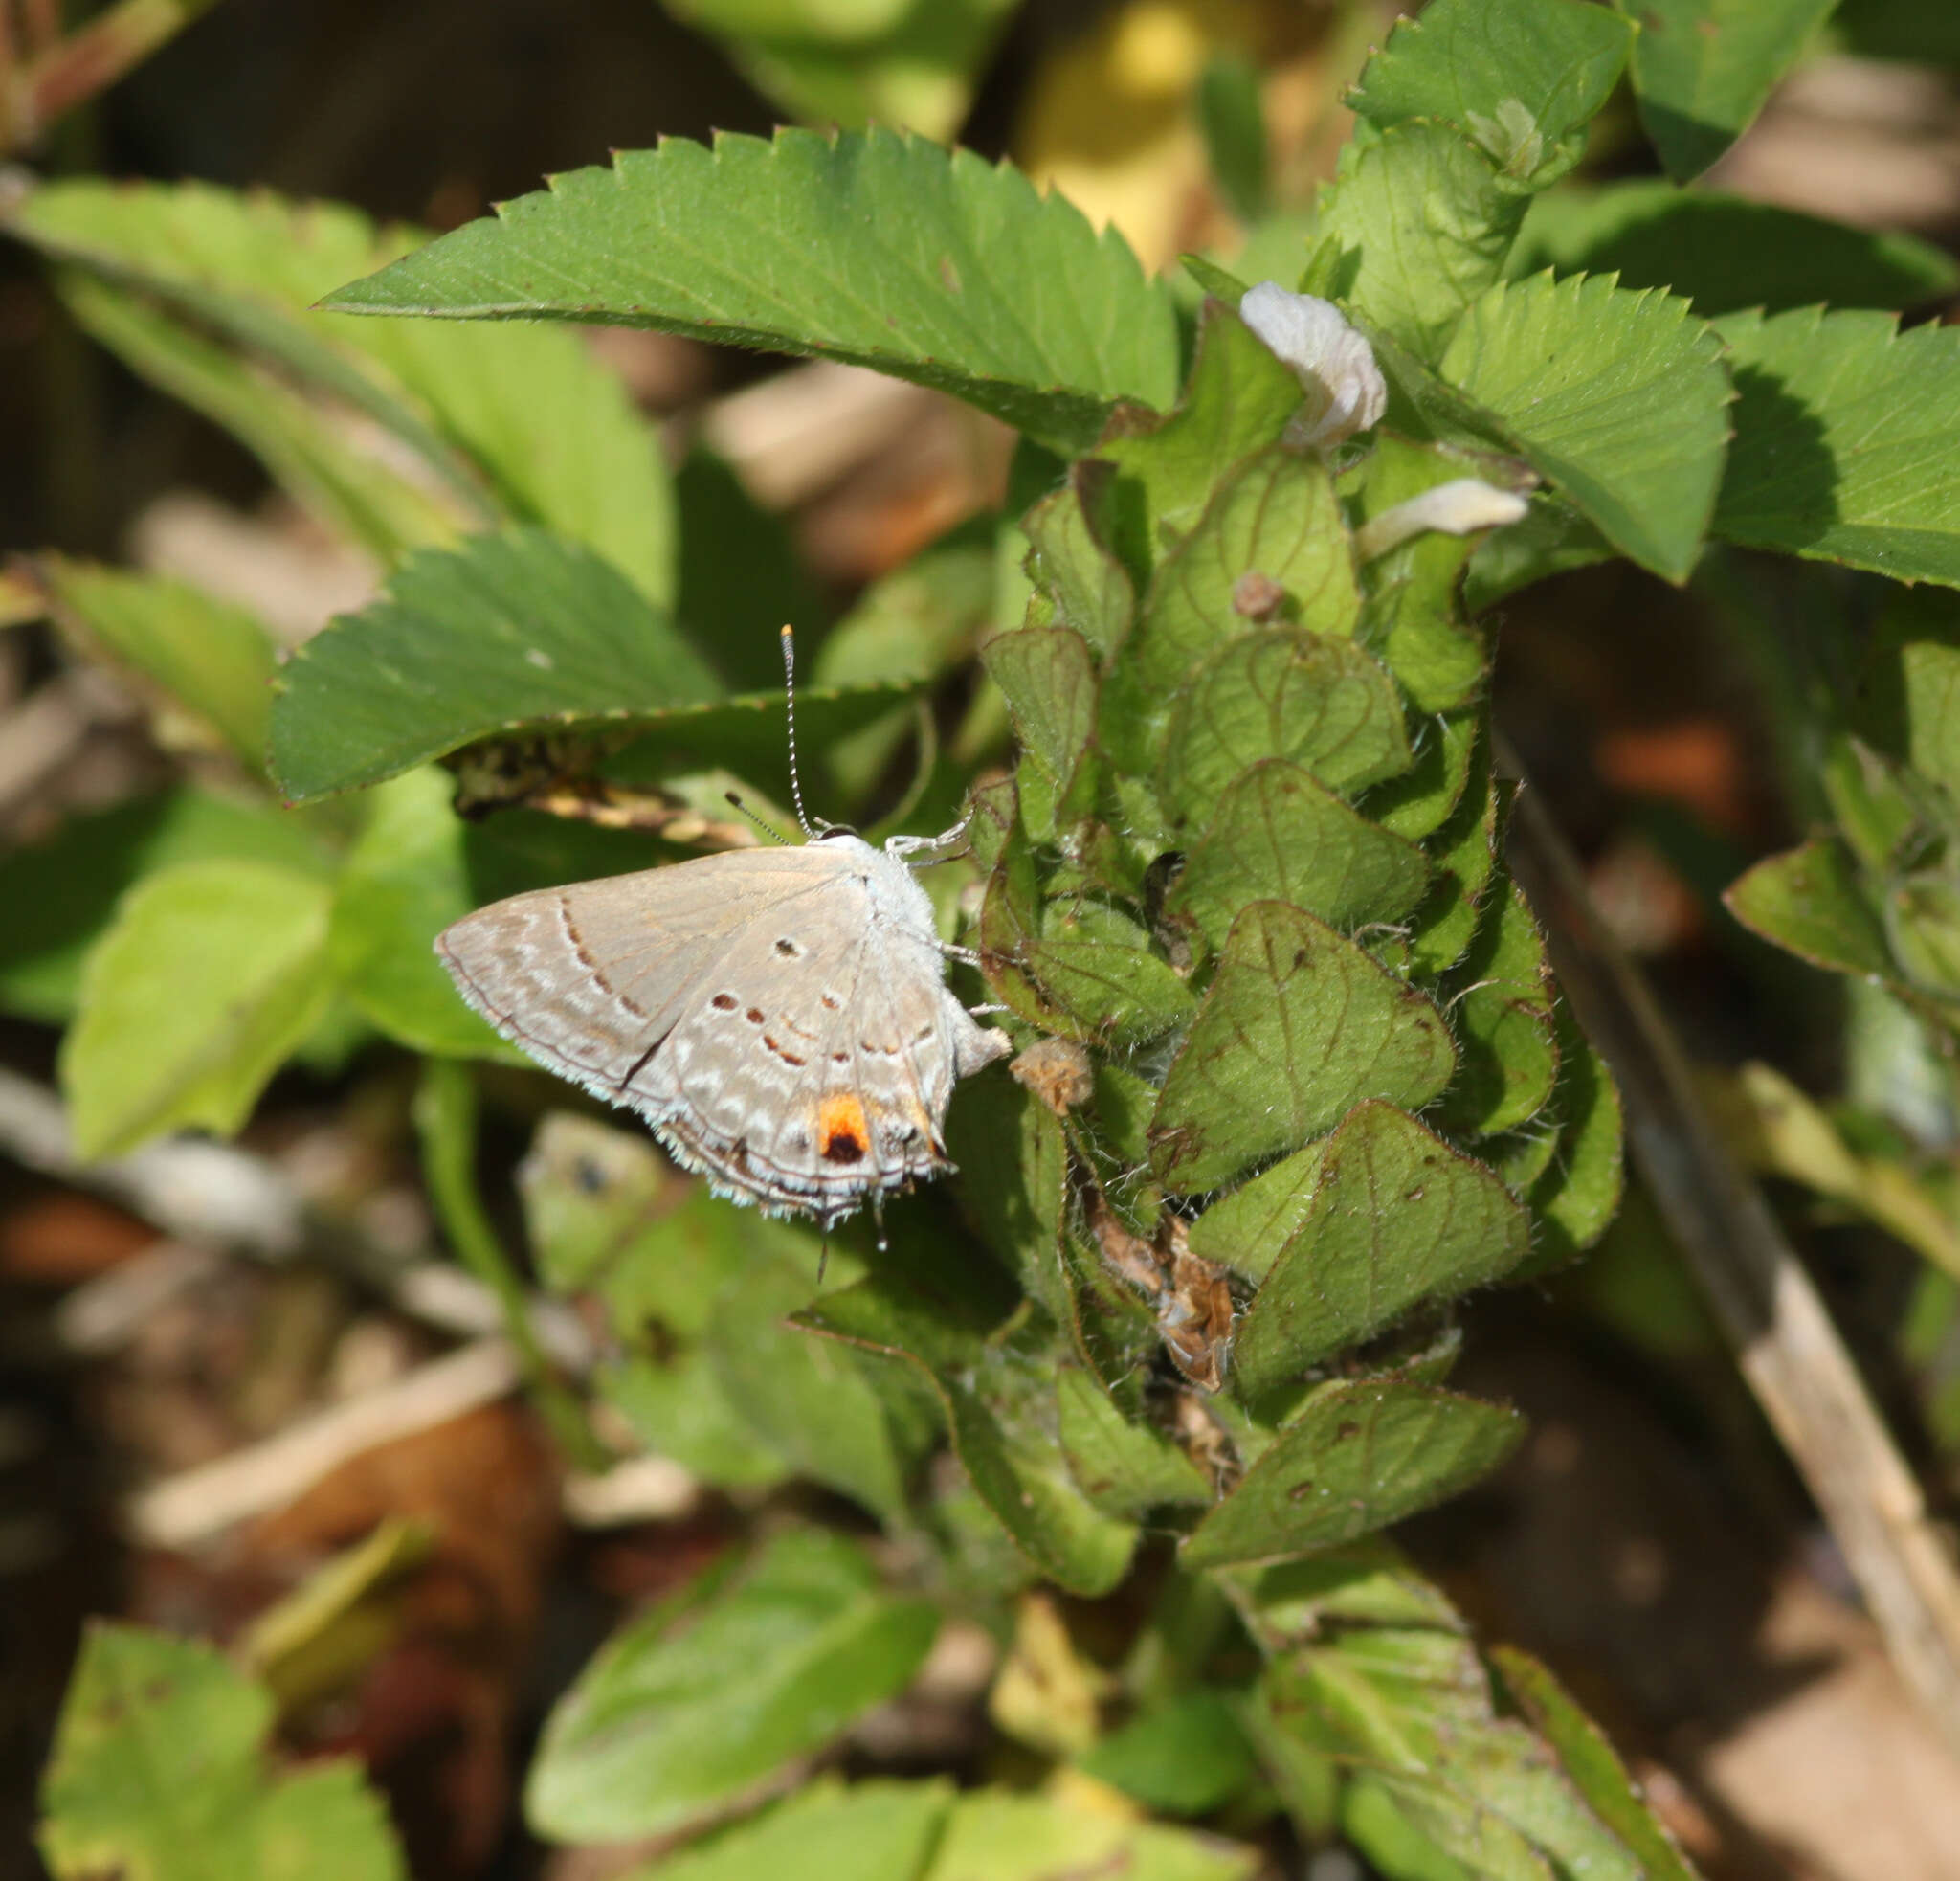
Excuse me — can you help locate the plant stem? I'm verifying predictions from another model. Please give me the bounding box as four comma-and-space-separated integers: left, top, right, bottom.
1503, 735, 1960, 1759
412, 1057, 604, 1469
4, 0, 225, 152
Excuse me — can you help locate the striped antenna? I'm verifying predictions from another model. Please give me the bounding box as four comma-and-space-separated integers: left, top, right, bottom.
779, 624, 817, 838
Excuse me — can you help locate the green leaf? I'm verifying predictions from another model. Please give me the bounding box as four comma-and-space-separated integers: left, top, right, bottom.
322, 128, 1180, 458
602, 1354, 792, 1493
1182, 1379, 1525, 1566
1725, 836, 1898, 980
1307, 123, 1526, 366
1349, 0, 1633, 190
921, 1788, 1258, 1881
1618, 0, 1838, 182
39, 1623, 403, 1881
59, 274, 462, 565
1436, 271, 1731, 583
1370, 709, 1480, 843
663, 0, 1016, 142
1055, 1368, 1213, 1519
704, 1244, 921, 1524
325, 768, 673, 1059
270, 527, 721, 802
1097, 303, 1306, 571
38, 561, 278, 769
526, 1531, 939, 1844
981, 626, 1098, 802
1511, 181, 1960, 317
941, 1075, 1070, 1323
1715, 306, 1960, 587
1076, 1690, 1262, 1816
1489, 1648, 1703, 1881
0, 790, 331, 1023
61, 861, 334, 1160
616, 1777, 952, 1881
1518, 1004, 1626, 1268
1152, 902, 1457, 1195
1159, 630, 1413, 826
9, 178, 675, 601
1124, 446, 1363, 704
1403, 755, 1499, 977
1197, 1103, 1531, 1393
1198, 51, 1271, 223
1436, 878, 1559, 1136
1168, 761, 1431, 951
1021, 467, 1136, 660
803, 1255, 1139, 1596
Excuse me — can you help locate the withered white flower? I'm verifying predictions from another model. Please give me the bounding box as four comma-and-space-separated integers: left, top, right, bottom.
1354, 479, 1531, 561
1238, 280, 1389, 450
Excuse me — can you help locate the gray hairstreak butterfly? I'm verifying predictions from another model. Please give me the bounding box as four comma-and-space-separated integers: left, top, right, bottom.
434, 629, 1010, 1229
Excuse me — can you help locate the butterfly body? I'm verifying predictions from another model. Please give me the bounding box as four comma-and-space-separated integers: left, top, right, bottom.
436, 830, 1008, 1224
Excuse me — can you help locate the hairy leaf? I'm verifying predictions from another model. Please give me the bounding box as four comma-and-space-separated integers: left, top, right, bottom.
1182, 1379, 1525, 1565
1152, 903, 1457, 1194
1197, 1103, 1530, 1393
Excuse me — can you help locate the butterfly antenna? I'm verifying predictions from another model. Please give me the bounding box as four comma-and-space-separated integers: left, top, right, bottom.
724, 790, 791, 845
780, 624, 817, 838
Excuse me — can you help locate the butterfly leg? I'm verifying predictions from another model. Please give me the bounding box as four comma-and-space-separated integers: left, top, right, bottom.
886, 806, 972, 862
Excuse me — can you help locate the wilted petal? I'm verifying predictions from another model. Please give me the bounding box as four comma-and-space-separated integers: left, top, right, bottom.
1353, 479, 1531, 561
1239, 280, 1389, 448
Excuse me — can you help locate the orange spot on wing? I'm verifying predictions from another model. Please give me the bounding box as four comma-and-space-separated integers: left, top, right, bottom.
817, 1091, 870, 1165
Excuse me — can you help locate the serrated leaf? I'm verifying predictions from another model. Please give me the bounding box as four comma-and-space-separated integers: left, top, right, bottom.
38, 1623, 403, 1881
1124, 445, 1363, 705
1436, 271, 1731, 583
1159, 630, 1412, 828
1197, 1103, 1530, 1394
270, 528, 722, 802
0, 790, 332, 1024
802, 1255, 1139, 1596
1056, 1368, 1213, 1518
1168, 761, 1431, 950
527, 1532, 939, 1844
1349, 0, 1633, 190
38, 561, 278, 769
1618, 0, 1838, 182
1715, 306, 1960, 587
1181, 1378, 1524, 1566
616, 1776, 953, 1881
1436, 878, 1559, 1136
1724, 837, 1898, 980
1511, 181, 1960, 317
923, 1788, 1258, 1881
322, 128, 1180, 458
11, 179, 675, 598
61, 861, 333, 1160
1151, 902, 1457, 1195
1308, 122, 1526, 365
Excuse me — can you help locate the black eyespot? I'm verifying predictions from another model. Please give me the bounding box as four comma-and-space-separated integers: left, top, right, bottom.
774, 938, 800, 957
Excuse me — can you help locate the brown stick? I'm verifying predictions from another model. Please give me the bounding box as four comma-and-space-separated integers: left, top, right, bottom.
1503, 741, 1960, 1758
5, 0, 225, 151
